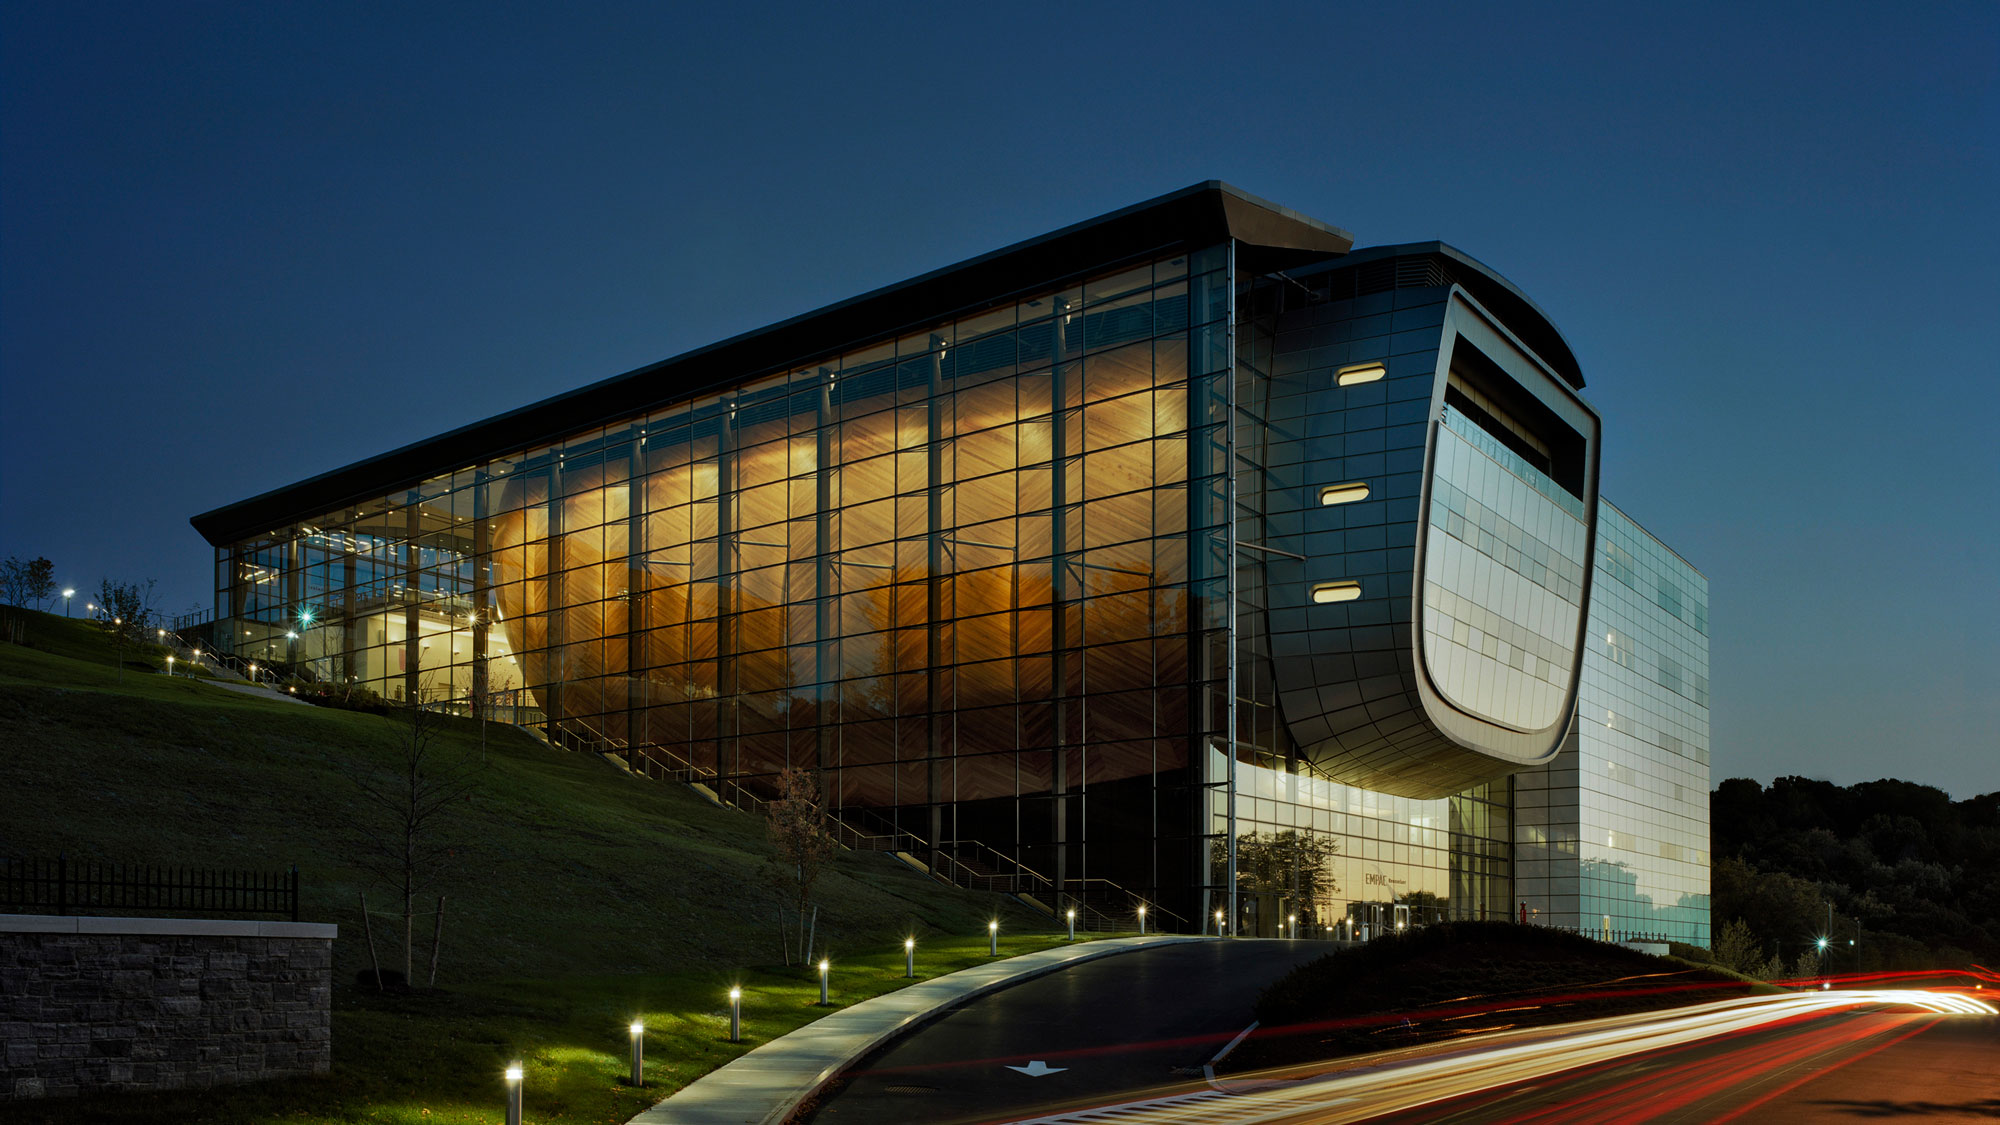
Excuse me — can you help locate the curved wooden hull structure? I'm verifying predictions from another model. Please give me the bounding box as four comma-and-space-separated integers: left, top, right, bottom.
488, 461, 1190, 808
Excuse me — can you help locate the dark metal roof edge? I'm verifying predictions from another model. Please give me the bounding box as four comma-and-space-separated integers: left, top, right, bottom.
1319, 241, 1585, 390
191, 182, 1354, 545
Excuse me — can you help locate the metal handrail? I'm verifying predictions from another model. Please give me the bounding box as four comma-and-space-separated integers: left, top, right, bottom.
533, 735, 1187, 931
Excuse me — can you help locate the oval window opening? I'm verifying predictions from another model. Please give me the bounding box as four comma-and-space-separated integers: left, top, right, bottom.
1336, 363, 1386, 387
1320, 482, 1371, 506
1312, 581, 1362, 604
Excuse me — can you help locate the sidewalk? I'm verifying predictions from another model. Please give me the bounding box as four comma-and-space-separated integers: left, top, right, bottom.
631, 933, 1208, 1125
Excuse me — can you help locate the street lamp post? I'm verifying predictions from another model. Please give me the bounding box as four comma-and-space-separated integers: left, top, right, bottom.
62, 589, 73, 617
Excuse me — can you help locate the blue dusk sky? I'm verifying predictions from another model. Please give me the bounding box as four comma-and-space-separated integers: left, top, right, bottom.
2, 3, 1994, 796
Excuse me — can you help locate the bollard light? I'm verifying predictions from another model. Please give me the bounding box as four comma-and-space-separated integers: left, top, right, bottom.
1288, 913, 1296, 939
1066, 908, 1076, 942
166, 655, 175, 677
504, 1062, 523, 1125
728, 987, 742, 1042
1214, 909, 1224, 937
628, 1021, 644, 1087
905, 936, 915, 978
1138, 904, 1147, 936
818, 959, 830, 1006
989, 919, 998, 957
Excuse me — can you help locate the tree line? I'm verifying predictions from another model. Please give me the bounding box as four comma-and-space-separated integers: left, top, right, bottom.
1, 554, 161, 648
1708, 775, 2000, 974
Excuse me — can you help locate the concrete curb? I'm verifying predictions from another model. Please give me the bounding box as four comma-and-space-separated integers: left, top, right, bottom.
630, 934, 1210, 1125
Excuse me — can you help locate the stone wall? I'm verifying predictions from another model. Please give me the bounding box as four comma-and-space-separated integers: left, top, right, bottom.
0, 915, 336, 1100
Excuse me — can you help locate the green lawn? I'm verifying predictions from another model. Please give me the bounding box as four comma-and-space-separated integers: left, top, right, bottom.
0, 610, 1085, 1123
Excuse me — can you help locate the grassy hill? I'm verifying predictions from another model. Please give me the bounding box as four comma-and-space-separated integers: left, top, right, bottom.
0, 610, 1067, 1123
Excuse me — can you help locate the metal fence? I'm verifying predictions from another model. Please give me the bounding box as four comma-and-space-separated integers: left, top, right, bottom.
1, 857, 300, 921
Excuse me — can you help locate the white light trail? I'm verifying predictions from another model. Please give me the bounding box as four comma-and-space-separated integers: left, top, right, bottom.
1000, 990, 1994, 1125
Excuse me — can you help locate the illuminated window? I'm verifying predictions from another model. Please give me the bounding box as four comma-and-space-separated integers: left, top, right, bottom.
1311, 581, 1362, 604
1336, 362, 1386, 387
1319, 482, 1370, 506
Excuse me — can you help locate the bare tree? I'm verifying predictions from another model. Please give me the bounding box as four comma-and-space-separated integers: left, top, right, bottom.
1, 556, 56, 610
765, 768, 838, 965
94, 578, 158, 638
93, 578, 158, 681
340, 698, 478, 987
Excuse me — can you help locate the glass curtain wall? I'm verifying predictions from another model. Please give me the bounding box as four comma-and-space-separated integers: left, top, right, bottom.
216, 250, 1213, 920
1207, 744, 1513, 939
214, 242, 1537, 933
1515, 502, 1710, 944
1197, 265, 1517, 938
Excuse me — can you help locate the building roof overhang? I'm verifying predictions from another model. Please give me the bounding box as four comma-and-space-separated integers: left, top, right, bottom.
1325, 241, 1586, 391
192, 182, 1354, 545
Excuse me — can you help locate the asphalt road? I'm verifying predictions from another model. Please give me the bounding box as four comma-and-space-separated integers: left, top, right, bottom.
804, 937, 1336, 1125
1362, 1006, 2000, 1124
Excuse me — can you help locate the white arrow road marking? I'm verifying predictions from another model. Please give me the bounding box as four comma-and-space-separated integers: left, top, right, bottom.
1007, 1060, 1068, 1077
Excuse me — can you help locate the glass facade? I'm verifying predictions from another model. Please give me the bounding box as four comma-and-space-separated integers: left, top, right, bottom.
1515, 502, 1711, 944
198, 187, 1709, 943
1420, 405, 1589, 732
1205, 750, 1513, 938
217, 250, 1227, 926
